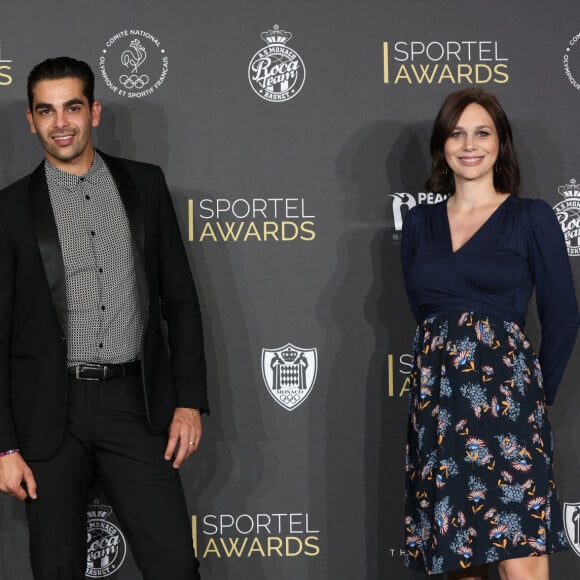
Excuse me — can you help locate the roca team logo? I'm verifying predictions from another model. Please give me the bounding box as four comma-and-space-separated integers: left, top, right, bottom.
563, 502, 580, 558
85, 499, 127, 577
248, 24, 306, 102
262, 344, 317, 410
552, 179, 580, 257
99, 30, 168, 98
563, 31, 580, 91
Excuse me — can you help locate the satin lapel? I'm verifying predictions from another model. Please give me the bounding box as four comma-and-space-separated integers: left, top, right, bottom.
100, 152, 150, 320
28, 161, 68, 333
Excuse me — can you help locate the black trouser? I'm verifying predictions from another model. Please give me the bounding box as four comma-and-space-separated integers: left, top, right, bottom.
25, 375, 200, 580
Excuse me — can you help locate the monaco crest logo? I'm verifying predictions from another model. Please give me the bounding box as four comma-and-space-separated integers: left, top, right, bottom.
564, 502, 580, 558
262, 344, 317, 410
248, 24, 306, 102
552, 179, 580, 257
86, 499, 127, 577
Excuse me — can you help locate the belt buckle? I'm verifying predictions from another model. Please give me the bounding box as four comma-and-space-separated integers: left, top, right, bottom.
76, 363, 106, 381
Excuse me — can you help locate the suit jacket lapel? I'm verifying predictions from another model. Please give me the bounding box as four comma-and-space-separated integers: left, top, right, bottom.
28, 161, 68, 334
99, 152, 150, 321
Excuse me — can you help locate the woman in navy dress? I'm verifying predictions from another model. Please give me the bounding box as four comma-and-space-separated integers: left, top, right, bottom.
401, 88, 579, 579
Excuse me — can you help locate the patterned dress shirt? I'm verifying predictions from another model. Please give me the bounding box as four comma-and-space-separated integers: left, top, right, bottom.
45, 153, 143, 366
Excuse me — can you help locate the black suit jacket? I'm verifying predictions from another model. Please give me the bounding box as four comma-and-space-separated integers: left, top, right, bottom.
0, 152, 208, 460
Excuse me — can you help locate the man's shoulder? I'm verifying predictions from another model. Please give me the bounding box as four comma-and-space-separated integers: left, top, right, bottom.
0, 173, 31, 196
0, 163, 43, 204
99, 151, 163, 180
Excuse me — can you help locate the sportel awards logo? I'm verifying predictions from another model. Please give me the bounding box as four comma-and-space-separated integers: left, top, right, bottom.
85, 499, 127, 577
248, 24, 306, 102
0, 43, 13, 86
383, 41, 509, 85
390, 191, 448, 241
192, 512, 320, 558
386, 352, 413, 398
262, 344, 317, 411
552, 179, 580, 257
563, 31, 580, 91
187, 196, 315, 242
99, 30, 168, 98
563, 502, 580, 558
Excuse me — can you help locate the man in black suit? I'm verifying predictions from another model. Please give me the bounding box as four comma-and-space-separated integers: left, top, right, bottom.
0, 57, 208, 579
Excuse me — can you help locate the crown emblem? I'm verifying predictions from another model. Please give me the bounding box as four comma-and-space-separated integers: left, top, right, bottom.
558, 179, 580, 198
281, 347, 299, 362
87, 499, 113, 519
261, 24, 292, 45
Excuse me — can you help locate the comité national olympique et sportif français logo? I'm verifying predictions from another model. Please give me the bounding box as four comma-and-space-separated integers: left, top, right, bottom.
552, 179, 580, 257
248, 24, 306, 102
262, 344, 317, 411
563, 31, 580, 91
85, 499, 127, 577
99, 29, 168, 98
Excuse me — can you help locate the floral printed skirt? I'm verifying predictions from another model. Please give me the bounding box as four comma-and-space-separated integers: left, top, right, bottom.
403, 312, 568, 575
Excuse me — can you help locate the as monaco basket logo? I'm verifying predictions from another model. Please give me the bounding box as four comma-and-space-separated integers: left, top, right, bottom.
262, 344, 317, 410
86, 499, 127, 577
564, 502, 580, 558
552, 179, 580, 257
248, 24, 306, 102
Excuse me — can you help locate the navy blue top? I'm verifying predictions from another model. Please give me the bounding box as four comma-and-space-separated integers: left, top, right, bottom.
401, 195, 579, 404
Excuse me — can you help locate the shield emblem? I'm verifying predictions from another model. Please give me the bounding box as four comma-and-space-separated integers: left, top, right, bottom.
261, 344, 318, 411
563, 502, 580, 557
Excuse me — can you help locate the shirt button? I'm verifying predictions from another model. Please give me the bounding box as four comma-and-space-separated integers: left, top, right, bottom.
99, 268, 103, 273
85, 195, 90, 200
80, 177, 85, 182
101, 305, 106, 311
99, 343, 103, 348
91, 231, 95, 236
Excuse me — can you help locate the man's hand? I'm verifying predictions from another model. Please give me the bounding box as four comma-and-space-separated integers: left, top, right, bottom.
164, 407, 202, 468
0, 452, 37, 501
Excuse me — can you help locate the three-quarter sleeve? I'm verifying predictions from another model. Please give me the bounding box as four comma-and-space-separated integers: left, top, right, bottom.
528, 199, 580, 404
401, 205, 421, 320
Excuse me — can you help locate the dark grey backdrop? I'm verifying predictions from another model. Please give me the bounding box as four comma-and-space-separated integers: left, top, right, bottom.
1, 1, 580, 578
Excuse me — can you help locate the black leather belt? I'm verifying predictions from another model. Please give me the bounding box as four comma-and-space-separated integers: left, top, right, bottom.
68, 361, 141, 381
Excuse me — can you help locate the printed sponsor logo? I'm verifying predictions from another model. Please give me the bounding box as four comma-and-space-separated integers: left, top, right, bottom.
99, 30, 168, 98
563, 31, 580, 91
0, 43, 13, 86
563, 502, 580, 557
248, 24, 306, 102
187, 196, 316, 243
552, 179, 580, 257
192, 512, 321, 558
86, 500, 127, 577
390, 191, 447, 242
262, 344, 317, 411
382, 40, 509, 85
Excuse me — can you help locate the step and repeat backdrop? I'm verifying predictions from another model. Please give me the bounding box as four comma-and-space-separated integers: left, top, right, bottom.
2, 1, 580, 579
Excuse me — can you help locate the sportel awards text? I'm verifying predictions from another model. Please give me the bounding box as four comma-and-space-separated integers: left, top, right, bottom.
383, 41, 509, 85
188, 197, 315, 242
192, 513, 321, 558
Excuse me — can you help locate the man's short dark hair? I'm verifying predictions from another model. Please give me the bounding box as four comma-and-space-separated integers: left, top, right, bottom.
27, 57, 95, 109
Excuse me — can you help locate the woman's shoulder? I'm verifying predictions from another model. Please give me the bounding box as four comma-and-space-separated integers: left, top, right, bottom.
510, 196, 557, 222
404, 199, 445, 223
508, 196, 564, 245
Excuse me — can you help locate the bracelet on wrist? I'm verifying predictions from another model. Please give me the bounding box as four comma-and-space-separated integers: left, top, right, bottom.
0, 449, 20, 458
